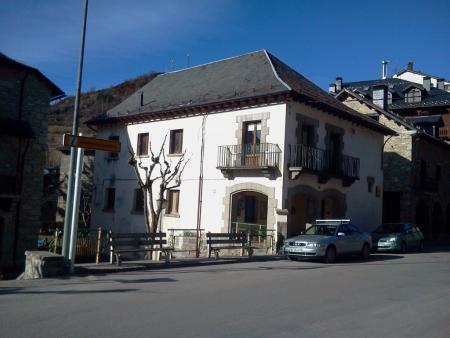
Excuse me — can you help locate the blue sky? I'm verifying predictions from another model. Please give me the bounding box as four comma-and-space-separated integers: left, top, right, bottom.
1, 0, 449, 95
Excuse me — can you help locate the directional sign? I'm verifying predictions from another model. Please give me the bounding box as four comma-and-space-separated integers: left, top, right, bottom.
63, 134, 121, 153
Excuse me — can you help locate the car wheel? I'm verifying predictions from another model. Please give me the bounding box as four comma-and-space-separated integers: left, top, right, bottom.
361, 243, 370, 260
418, 240, 424, 252
323, 246, 336, 264
400, 241, 407, 254
287, 255, 298, 261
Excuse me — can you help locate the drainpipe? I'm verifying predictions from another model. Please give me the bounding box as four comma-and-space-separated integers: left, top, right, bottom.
12, 70, 31, 268
195, 115, 207, 257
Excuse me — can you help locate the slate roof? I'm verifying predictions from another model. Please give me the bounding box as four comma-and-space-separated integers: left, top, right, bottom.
0, 52, 65, 99
404, 115, 443, 125
89, 50, 394, 135
343, 78, 450, 110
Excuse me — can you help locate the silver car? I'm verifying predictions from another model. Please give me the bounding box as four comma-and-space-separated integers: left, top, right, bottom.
283, 220, 372, 263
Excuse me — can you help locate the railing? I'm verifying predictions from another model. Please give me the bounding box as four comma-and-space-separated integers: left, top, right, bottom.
217, 143, 281, 169
230, 222, 276, 253
414, 176, 438, 192
438, 126, 449, 139
288, 144, 360, 179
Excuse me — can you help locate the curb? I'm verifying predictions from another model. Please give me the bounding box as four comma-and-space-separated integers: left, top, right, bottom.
74, 255, 285, 276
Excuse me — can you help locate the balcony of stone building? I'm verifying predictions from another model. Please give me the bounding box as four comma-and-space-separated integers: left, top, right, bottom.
287, 144, 360, 186
438, 126, 450, 140
217, 143, 281, 179
414, 176, 439, 193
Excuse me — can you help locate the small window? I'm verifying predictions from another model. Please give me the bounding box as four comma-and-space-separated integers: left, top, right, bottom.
169, 129, 183, 154
108, 136, 119, 159
167, 190, 180, 215
405, 89, 421, 103
137, 133, 149, 156
367, 176, 375, 193
134, 188, 144, 212
104, 188, 115, 211
435, 165, 441, 181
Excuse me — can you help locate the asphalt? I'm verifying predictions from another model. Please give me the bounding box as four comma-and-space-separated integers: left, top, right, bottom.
1, 247, 450, 338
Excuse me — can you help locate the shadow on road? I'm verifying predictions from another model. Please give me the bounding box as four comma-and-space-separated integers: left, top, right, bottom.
0, 287, 140, 295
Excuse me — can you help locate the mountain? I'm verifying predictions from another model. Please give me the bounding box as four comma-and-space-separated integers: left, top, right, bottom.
47, 72, 159, 166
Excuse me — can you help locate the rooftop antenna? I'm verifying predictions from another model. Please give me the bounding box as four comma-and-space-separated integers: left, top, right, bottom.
187, 53, 190, 68
170, 59, 175, 71
382, 60, 389, 79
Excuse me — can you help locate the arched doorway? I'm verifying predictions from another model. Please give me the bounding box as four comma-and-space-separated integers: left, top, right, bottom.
415, 200, 429, 237
230, 191, 268, 233
432, 203, 443, 239
290, 194, 315, 236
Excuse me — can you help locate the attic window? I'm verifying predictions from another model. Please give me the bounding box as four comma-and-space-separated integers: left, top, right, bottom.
387, 92, 392, 104
405, 88, 421, 103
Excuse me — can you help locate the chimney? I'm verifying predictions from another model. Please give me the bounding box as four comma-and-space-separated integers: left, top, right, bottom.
423, 76, 431, 92
407, 61, 414, 71
382, 60, 389, 79
329, 83, 337, 94
335, 77, 343, 92
437, 78, 445, 90
373, 84, 388, 109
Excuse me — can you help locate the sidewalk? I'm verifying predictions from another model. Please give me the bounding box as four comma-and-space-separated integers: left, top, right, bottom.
74, 255, 284, 276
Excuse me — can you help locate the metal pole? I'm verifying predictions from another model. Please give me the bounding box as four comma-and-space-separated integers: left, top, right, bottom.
195, 115, 207, 257
62, 0, 89, 259
69, 146, 84, 273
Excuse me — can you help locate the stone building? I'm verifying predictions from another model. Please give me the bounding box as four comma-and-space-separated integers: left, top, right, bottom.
333, 84, 450, 239
0, 53, 64, 276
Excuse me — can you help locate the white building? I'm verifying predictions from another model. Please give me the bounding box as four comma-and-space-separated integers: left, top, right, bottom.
87, 50, 394, 241
393, 61, 450, 92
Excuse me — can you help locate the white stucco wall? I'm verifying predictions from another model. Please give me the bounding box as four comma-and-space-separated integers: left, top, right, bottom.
91, 100, 385, 235
284, 102, 384, 231
91, 103, 287, 234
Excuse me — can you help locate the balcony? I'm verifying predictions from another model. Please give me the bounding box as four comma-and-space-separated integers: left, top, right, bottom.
438, 126, 449, 140
287, 144, 360, 186
217, 143, 281, 179
414, 176, 438, 192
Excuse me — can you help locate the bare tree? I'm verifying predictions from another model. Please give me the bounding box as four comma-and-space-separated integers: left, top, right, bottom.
128, 134, 189, 234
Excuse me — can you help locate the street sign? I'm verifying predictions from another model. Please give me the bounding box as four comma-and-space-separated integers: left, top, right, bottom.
63, 133, 121, 153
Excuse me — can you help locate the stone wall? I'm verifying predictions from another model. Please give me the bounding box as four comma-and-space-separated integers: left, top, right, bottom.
0, 65, 52, 273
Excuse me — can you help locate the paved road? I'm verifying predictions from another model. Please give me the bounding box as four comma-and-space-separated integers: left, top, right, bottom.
1, 249, 450, 338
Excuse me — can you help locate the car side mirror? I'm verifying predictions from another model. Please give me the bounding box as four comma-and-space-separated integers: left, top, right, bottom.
337, 232, 345, 237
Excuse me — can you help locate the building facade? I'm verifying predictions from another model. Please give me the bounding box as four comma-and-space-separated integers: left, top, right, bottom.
0, 53, 64, 275
88, 51, 393, 245
334, 86, 450, 239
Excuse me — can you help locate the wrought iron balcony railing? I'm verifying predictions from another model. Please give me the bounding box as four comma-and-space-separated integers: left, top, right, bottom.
288, 143, 360, 180
217, 143, 281, 170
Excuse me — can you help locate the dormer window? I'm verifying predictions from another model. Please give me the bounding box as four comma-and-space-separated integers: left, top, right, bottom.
405, 88, 421, 103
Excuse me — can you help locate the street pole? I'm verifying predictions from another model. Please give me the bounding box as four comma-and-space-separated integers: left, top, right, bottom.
68, 145, 84, 273
62, 0, 89, 259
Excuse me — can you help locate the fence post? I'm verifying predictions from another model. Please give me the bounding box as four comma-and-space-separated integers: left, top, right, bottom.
96, 227, 102, 264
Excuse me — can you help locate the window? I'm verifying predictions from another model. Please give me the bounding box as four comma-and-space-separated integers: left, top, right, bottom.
243, 121, 261, 145
301, 124, 315, 147
167, 190, 180, 215
405, 89, 421, 103
367, 176, 375, 193
436, 165, 441, 181
134, 188, 144, 212
108, 136, 119, 159
104, 188, 115, 211
169, 129, 183, 154
137, 133, 149, 156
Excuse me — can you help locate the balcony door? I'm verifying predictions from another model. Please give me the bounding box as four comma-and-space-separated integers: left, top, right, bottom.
329, 132, 342, 175
243, 121, 261, 167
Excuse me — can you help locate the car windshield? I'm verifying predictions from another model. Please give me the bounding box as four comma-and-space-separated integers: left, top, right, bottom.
375, 224, 404, 234
303, 223, 338, 236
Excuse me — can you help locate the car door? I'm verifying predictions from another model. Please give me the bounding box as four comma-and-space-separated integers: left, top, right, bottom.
348, 224, 365, 253
335, 224, 353, 255
403, 224, 416, 249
